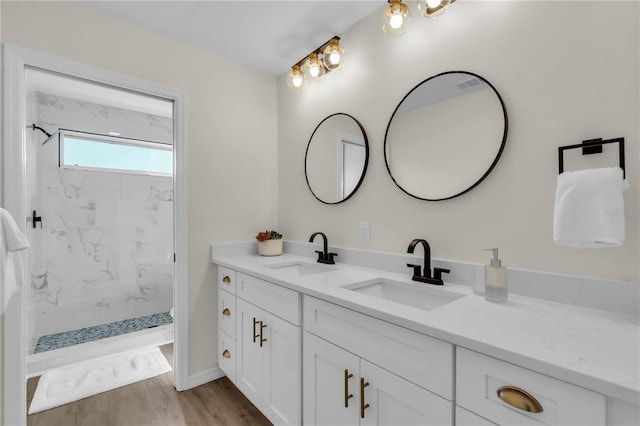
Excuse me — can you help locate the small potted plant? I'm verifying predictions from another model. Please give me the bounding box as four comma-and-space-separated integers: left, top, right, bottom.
256, 230, 283, 256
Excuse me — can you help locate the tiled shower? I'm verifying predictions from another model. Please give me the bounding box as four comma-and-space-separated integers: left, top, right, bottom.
25, 75, 174, 354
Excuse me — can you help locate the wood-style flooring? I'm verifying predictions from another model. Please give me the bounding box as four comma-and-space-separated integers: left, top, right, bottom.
27, 344, 271, 426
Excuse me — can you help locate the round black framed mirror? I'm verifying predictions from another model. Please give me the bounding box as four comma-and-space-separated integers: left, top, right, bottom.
305, 113, 369, 204
384, 71, 508, 201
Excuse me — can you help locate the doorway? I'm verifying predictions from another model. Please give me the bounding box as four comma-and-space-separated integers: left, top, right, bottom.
25, 69, 175, 374
3, 45, 189, 425
337, 132, 366, 200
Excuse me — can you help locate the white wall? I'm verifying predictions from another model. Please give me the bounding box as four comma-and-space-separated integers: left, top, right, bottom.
278, 1, 639, 281
1, 0, 278, 375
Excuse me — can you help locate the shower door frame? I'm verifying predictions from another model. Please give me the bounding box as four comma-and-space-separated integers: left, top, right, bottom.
2, 44, 190, 425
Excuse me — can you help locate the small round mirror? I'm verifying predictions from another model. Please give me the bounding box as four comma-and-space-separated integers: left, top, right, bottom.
305, 113, 369, 204
384, 71, 508, 201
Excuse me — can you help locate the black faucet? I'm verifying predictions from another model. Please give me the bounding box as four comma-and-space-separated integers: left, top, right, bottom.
309, 232, 337, 265
407, 238, 450, 285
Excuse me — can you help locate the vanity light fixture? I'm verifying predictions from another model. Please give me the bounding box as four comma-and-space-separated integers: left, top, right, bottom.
382, 0, 411, 37
287, 36, 344, 91
417, 0, 456, 18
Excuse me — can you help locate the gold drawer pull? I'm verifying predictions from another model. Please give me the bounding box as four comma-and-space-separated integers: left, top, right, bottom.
222, 308, 231, 316
222, 275, 231, 283
222, 349, 231, 359
497, 386, 543, 413
360, 377, 370, 419
344, 369, 354, 407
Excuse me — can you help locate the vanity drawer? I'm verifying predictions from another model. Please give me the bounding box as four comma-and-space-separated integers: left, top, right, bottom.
218, 288, 236, 338
303, 295, 453, 399
456, 347, 605, 425
237, 273, 300, 325
218, 330, 236, 384
218, 267, 237, 294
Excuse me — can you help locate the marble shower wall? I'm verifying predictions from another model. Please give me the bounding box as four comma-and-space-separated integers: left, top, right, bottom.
26, 90, 174, 351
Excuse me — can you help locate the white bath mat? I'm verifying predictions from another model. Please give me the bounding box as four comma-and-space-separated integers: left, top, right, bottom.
29, 346, 171, 414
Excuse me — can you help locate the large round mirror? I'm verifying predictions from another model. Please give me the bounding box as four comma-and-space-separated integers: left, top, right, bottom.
305, 113, 369, 204
384, 71, 508, 201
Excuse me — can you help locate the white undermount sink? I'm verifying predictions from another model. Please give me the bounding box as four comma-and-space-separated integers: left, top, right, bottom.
266, 261, 336, 276
343, 278, 465, 311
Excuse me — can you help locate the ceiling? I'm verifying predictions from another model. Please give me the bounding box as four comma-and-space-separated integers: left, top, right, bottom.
78, 1, 383, 77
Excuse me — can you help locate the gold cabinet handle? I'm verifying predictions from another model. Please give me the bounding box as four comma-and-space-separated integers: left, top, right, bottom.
222, 308, 231, 316
222, 349, 231, 359
344, 369, 354, 407
222, 275, 231, 283
497, 386, 543, 413
253, 317, 260, 343
360, 377, 370, 419
259, 321, 267, 347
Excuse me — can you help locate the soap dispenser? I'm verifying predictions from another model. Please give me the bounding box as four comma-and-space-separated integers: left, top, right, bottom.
482, 248, 508, 303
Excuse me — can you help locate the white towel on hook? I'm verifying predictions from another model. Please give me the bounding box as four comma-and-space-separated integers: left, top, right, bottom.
1, 208, 30, 314
553, 167, 628, 248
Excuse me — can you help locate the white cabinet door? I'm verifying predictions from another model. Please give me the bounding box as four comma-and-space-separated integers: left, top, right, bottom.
262, 311, 301, 425
360, 359, 452, 426
304, 332, 453, 426
304, 332, 360, 426
236, 298, 263, 409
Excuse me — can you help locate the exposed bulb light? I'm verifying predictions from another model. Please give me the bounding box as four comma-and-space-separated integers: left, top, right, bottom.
322, 38, 344, 70
287, 65, 306, 90
305, 52, 325, 79
287, 36, 343, 91
389, 14, 404, 29
382, 0, 411, 37
417, 0, 455, 18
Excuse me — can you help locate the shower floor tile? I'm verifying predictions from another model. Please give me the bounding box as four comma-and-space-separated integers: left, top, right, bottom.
33, 312, 173, 354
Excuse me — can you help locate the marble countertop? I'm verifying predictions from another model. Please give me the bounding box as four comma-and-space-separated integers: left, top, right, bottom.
211, 252, 639, 405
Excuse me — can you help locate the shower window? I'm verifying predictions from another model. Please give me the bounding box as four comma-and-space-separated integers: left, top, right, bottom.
61, 130, 173, 176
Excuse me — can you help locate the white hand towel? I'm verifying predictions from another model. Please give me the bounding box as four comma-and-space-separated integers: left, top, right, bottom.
553, 167, 627, 248
1, 208, 30, 313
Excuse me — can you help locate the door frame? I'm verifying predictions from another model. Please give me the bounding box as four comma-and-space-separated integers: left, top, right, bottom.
2, 44, 189, 425
335, 131, 365, 199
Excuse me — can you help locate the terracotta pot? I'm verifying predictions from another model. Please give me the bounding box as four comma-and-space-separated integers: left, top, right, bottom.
258, 239, 283, 256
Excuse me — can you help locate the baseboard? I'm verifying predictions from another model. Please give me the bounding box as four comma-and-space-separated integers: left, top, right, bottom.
186, 367, 225, 389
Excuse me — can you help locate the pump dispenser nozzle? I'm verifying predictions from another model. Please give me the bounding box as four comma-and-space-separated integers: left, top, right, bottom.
482, 248, 501, 268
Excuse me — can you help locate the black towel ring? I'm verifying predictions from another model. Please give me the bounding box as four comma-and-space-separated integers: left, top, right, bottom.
558, 137, 625, 179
